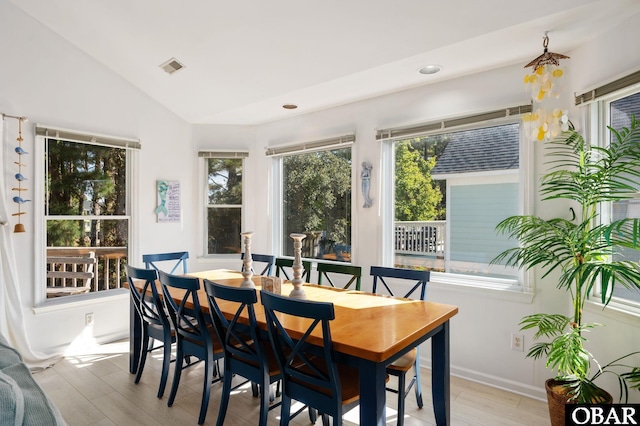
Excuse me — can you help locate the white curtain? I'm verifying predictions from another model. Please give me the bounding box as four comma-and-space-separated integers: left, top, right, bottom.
1, 116, 62, 370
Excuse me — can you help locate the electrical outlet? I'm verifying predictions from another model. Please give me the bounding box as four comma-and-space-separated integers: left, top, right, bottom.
85, 313, 94, 326
511, 333, 524, 351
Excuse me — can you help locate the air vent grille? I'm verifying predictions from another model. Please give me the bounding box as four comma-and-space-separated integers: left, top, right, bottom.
160, 58, 185, 75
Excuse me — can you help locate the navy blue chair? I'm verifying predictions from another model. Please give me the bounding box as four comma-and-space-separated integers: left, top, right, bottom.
126, 265, 174, 398
204, 280, 282, 426
158, 271, 223, 425
274, 257, 312, 282
371, 266, 430, 426
143, 251, 189, 274
261, 292, 360, 426
240, 253, 276, 276
316, 262, 362, 291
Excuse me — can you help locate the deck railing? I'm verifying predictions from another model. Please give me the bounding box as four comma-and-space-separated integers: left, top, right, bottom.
46, 247, 128, 297
394, 221, 445, 257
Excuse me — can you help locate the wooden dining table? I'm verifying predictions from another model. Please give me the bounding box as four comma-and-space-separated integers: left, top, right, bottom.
128, 269, 458, 426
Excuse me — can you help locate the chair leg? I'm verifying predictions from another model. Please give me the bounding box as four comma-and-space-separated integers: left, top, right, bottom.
397, 372, 407, 426
258, 378, 270, 426
279, 396, 292, 426
414, 359, 424, 408
134, 330, 149, 384
308, 407, 317, 423
322, 413, 331, 426
158, 337, 172, 398
198, 353, 214, 425
216, 368, 233, 426
167, 345, 183, 407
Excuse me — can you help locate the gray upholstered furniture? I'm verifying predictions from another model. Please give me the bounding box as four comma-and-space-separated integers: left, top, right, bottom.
0, 334, 66, 425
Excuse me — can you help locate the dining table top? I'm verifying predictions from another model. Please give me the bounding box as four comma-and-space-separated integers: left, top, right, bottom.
176, 269, 459, 364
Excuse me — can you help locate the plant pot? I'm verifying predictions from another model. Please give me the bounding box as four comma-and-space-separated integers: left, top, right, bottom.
545, 378, 613, 426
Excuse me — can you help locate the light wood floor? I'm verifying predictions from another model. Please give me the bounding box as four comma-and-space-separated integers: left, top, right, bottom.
33, 339, 550, 425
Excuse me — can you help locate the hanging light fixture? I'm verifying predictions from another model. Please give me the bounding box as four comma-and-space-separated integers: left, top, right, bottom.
521, 32, 570, 141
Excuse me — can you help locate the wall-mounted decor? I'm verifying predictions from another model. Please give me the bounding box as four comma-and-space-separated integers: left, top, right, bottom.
361, 161, 373, 208
155, 180, 181, 223
5, 115, 29, 233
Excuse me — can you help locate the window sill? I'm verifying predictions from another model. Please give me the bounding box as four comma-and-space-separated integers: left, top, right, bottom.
584, 299, 640, 327
33, 289, 128, 315
429, 274, 534, 303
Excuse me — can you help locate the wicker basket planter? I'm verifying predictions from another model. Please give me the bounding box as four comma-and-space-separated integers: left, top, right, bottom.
545, 378, 613, 426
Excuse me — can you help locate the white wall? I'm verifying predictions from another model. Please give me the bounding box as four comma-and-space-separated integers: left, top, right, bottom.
0, 1, 194, 351
2, 0, 640, 402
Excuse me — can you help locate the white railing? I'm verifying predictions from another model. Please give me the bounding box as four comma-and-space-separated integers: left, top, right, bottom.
46, 247, 128, 297
394, 221, 445, 257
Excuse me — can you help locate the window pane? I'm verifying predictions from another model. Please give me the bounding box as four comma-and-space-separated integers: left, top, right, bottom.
208, 207, 242, 254
449, 183, 519, 278
46, 139, 126, 216
610, 91, 640, 303
46, 219, 128, 294
45, 137, 130, 299
282, 148, 352, 262
208, 158, 242, 204
394, 123, 520, 280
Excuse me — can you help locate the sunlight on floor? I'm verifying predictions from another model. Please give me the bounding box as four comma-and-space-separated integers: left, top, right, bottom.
63, 326, 129, 368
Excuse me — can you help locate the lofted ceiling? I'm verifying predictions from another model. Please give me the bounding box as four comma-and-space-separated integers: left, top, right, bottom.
8, 0, 640, 125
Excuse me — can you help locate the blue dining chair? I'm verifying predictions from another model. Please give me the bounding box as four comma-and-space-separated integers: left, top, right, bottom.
274, 257, 312, 282
240, 253, 276, 276
316, 262, 362, 291
143, 251, 189, 274
261, 291, 360, 426
158, 271, 223, 425
370, 266, 430, 426
126, 265, 174, 399
203, 280, 282, 426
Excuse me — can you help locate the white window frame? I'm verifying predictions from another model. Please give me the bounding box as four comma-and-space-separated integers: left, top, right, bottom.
34, 125, 138, 309
584, 85, 640, 318
267, 135, 355, 263
379, 111, 534, 301
200, 151, 248, 258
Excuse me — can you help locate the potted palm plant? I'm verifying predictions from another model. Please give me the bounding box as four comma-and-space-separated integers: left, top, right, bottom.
492, 116, 640, 425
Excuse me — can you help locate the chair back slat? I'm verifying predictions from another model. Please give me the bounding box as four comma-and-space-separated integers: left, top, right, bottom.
126, 265, 169, 328
370, 266, 430, 301
241, 253, 276, 276
203, 280, 267, 369
261, 292, 341, 415
158, 271, 210, 346
274, 257, 312, 282
143, 251, 189, 275
317, 263, 362, 290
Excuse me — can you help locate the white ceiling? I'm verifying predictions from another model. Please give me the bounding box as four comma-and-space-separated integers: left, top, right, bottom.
9, 0, 640, 125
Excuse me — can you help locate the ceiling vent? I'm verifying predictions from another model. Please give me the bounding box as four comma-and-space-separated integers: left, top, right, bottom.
160, 58, 185, 75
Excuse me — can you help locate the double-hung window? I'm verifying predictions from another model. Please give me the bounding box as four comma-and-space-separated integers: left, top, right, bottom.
39, 125, 138, 301
378, 107, 531, 291
268, 135, 354, 262
578, 74, 640, 308
201, 152, 247, 255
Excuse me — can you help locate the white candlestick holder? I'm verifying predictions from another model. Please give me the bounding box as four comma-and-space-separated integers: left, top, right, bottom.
240, 231, 255, 288
289, 233, 307, 299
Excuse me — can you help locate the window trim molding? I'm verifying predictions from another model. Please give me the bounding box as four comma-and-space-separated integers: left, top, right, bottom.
35, 130, 136, 307
198, 150, 248, 158
376, 104, 532, 141
265, 133, 355, 157
36, 124, 140, 150
575, 68, 640, 106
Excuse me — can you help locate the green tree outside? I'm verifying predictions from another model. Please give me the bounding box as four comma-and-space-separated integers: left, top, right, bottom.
395, 140, 444, 221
